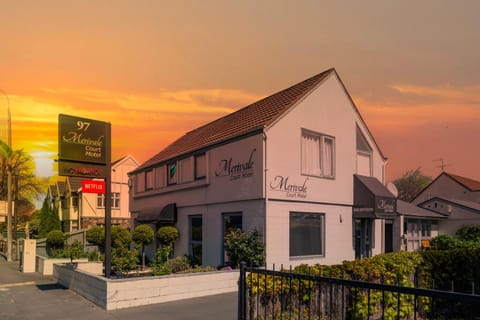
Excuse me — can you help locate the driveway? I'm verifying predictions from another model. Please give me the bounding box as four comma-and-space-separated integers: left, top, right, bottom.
0, 260, 237, 320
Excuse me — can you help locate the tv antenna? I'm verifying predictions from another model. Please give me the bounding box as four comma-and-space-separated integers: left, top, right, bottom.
433, 158, 449, 172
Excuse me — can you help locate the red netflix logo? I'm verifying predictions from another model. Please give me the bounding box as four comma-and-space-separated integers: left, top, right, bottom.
82, 180, 105, 194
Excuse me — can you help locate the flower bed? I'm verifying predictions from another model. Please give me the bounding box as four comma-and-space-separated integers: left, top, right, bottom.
53, 262, 239, 310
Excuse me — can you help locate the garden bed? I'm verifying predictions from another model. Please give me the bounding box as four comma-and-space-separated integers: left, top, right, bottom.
53, 262, 239, 310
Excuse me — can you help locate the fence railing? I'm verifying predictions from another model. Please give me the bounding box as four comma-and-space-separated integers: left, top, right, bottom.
0, 239, 19, 261
238, 262, 480, 320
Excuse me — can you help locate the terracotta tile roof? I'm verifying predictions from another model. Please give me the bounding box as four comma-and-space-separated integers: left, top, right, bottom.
136, 68, 335, 171
445, 172, 480, 191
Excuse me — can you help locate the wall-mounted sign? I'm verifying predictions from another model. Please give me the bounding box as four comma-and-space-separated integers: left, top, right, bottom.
375, 197, 396, 215
215, 149, 256, 181
82, 179, 105, 194
269, 175, 309, 198
59, 114, 108, 164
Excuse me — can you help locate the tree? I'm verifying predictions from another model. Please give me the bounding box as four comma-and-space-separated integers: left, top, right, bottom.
38, 197, 61, 238
156, 226, 179, 259
455, 225, 480, 242
0, 140, 46, 218
157, 226, 179, 247
393, 168, 432, 202
132, 224, 155, 270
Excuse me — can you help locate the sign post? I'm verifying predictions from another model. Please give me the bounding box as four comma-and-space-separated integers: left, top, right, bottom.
58, 114, 112, 278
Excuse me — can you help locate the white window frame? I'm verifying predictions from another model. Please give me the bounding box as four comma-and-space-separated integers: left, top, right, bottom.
301, 129, 335, 178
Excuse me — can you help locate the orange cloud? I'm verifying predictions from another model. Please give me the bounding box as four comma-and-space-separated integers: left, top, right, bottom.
8, 88, 262, 177
353, 83, 480, 181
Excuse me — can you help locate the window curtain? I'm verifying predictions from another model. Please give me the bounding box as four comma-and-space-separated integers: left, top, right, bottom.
302, 133, 321, 176
323, 138, 333, 176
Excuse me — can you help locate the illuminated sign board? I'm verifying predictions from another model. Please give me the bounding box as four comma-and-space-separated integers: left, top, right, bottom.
82, 180, 105, 194
58, 114, 108, 164
58, 161, 106, 178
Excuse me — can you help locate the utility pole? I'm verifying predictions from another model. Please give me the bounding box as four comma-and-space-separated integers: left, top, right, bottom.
1, 89, 13, 262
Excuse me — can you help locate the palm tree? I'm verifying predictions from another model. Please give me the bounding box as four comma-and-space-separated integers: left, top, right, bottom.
0, 140, 46, 260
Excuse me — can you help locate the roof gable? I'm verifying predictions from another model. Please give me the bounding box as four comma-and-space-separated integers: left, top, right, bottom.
419, 196, 480, 214
135, 68, 335, 171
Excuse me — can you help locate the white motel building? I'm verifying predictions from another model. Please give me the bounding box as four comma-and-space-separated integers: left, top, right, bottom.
129, 68, 396, 268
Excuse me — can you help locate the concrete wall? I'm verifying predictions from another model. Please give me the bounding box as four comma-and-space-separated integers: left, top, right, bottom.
53, 263, 239, 310
36, 256, 89, 275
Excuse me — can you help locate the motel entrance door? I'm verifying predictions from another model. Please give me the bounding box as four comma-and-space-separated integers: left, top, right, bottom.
354, 218, 372, 259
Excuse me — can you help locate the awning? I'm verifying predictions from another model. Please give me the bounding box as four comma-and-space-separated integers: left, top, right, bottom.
134, 203, 177, 223
353, 175, 397, 219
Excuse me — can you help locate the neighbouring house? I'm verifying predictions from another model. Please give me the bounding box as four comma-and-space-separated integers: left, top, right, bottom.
46, 155, 139, 233
412, 172, 480, 236
395, 199, 445, 251
129, 68, 397, 268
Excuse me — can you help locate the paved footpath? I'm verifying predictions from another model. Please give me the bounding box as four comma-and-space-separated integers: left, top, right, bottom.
0, 260, 237, 320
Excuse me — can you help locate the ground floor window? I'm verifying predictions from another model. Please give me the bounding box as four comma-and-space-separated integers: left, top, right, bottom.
404, 219, 434, 251
289, 212, 325, 257
222, 212, 243, 265
189, 215, 203, 266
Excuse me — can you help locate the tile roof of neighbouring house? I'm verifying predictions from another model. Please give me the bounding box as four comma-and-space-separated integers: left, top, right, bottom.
445, 172, 480, 191
397, 200, 447, 219
48, 185, 58, 197
56, 181, 66, 195
135, 68, 335, 171
68, 177, 83, 192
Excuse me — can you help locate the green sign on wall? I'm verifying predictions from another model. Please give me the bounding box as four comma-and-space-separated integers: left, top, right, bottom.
58, 114, 108, 164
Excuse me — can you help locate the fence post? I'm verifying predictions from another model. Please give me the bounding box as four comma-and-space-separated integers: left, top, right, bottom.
238, 261, 247, 320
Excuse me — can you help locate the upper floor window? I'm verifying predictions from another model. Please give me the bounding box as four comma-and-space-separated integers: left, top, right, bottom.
135, 172, 145, 193
356, 126, 372, 176
301, 129, 335, 178
179, 157, 194, 183
97, 192, 120, 209
145, 169, 154, 190
155, 166, 167, 188
195, 153, 207, 179
168, 162, 177, 185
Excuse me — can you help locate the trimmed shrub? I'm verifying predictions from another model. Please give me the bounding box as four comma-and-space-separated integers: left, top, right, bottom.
46, 230, 65, 249
132, 224, 155, 270
86, 226, 105, 247
157, 226, 179, 246
111, 225, 131, 248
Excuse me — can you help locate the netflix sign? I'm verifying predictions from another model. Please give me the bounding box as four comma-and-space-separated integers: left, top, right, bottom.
82, 180, 105, 194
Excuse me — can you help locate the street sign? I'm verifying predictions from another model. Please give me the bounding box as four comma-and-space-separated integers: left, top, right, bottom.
58, 114, 108, 165
82, 180, 105, 194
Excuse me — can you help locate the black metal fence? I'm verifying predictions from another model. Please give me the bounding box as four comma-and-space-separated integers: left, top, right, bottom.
238, 262, 480, 320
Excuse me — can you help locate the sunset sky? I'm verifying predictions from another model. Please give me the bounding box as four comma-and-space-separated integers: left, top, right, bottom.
1, 1, 479, 183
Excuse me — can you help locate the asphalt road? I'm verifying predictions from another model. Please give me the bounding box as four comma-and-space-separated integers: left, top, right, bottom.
0, 260, 237, 320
